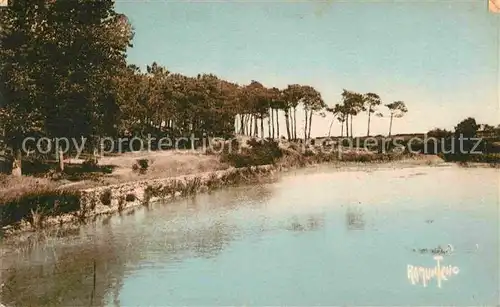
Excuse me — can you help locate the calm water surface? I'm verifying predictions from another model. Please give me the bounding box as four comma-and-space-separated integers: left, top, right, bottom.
0, 165, 498, 306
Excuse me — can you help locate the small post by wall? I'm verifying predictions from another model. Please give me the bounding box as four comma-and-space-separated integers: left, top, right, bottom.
57, 149, 64, 172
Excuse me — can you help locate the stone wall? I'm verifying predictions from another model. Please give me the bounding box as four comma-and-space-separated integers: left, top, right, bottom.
3, 165, 278, 233
78, 165, 277, 219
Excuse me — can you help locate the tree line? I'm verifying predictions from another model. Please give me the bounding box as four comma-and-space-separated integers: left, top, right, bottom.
326, 90, 408, 138
424, 117, 500, 162
115, 64, 329, 143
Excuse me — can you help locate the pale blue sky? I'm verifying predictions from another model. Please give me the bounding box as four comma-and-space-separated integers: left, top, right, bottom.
115, 0, 499, 137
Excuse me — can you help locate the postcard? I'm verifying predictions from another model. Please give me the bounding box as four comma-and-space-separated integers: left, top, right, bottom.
0, 0, 498, 306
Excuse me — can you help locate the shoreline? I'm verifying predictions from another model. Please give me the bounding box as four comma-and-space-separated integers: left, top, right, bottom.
1, 164, 282, 238
0, 155, 496, 239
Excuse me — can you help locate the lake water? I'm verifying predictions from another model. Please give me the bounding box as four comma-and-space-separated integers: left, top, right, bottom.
0, 165, 498, 306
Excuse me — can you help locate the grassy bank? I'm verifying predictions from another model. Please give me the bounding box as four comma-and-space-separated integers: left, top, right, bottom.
0, 137, 442, 235
0, 177, 81, 231
1, 165, 278, 235
438, 153, 500, 164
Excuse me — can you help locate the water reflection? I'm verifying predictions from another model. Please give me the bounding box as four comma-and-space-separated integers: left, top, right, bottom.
0, 213, 240, 306
286, 214, 325, 232
0, 227, 133, 306
151, 219, 238, 261
346, 205, 365, 230
0, 184, 275, 306
139, 185, 274, 261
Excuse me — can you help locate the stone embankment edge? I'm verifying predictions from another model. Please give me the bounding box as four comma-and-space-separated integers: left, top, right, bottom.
3, 165, 279, 235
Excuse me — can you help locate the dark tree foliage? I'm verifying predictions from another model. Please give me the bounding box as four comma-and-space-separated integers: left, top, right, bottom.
454, 117, 479, 138
0, 0, 132, 173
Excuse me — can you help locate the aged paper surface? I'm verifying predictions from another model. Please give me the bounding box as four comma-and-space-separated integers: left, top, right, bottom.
489, 0, 500, 12
0, 1, 498, 306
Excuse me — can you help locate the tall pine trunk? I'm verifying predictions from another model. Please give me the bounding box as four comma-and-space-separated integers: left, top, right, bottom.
367, 108, 372, 137
260, 117, 264, 139
293, 107, 297, 140
308, 111, 313, 140
328, 118, 335, 137
249, 116, 252, 136
345, 115, 349, 138
254, 115, 258, 137
268, 110, 272, 138
246, 115, 250, 135
389, 113, 394, 137
276, 110, 280, 138
268, 118, 271, 138
243, 115, 245, 135
304, 110, 308, 141
270, 108, 274, 139
350, 114, 353, 138
240, 114, 244, 135
285, 109, 291, 141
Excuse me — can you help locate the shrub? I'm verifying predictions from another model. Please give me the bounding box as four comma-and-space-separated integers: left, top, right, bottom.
288, 143, 299, 152
125, 193, 137, 202
82, 159, 99, 172
137, 159, 149, 170
0, 187, 81, 228
340, 152, 382, 162
210, 140, 224, 152
221, 139, 283, 167
303, 149, 316, 157
132, 159, 150, 174
99, 189, 112, 206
